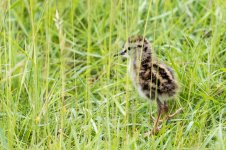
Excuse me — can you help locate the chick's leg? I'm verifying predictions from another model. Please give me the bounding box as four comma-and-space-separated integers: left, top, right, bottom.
144, 98, 163, 137
153, 106, 162, 133
163, 102, 182, 120
166, 108, 183, 120
150, 113, 163, 123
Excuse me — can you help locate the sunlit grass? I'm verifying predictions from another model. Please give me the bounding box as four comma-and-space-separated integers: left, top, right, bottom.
0, 0, 225, 149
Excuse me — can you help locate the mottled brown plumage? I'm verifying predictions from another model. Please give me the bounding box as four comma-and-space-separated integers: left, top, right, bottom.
117, 36, 182, 135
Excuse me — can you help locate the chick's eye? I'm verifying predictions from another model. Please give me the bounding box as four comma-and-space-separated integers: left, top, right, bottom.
127, 47, 131, 50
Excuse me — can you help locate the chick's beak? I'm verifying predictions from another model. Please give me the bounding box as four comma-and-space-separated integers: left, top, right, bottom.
114, 49, 127, 57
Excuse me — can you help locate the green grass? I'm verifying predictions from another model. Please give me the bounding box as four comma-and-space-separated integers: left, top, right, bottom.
0, 0, 226, 149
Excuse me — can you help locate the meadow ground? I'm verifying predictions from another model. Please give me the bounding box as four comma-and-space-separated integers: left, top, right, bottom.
0, 0, 226, 149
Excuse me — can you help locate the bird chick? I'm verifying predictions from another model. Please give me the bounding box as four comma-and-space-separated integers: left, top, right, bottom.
117, 36, 182, 135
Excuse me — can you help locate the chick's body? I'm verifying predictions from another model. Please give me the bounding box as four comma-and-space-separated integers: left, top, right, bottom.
127, 37, 178, 102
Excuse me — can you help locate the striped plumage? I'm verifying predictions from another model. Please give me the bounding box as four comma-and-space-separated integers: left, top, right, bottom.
118, 36, 182, 135
137, 60, 178, 101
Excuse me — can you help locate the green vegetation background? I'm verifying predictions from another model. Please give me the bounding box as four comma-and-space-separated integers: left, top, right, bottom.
0, 0, 225, 149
